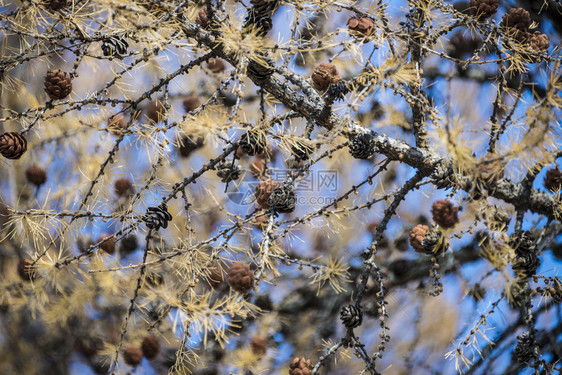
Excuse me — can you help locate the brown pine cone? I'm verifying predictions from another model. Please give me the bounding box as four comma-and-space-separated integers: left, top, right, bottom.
289, 357, 313, 375
431, 199, 459, 229
122, 344, 143, 367
249, 158, 266, 178
114, 177, 133, 197
347, 16, 375, 38
311, 63, 340, 92
478, 153, 504, 185
17, 258, 36, 281
97, 234, 116, 254
183, 96, 201, 113
75, 336, 103, 358
178, 135, 205, 157
501, 8, 531, 41
227, 262, 254, 294
528, 31, 549, 54
141, 335, 160, 360
146, 100, 166, 123
255, 179, 280, 209
544, 167, 562, 192
44, 69, 72, 100
196, 8, 209, 28
25, 165, 47, 187
48, 0, 67, 11
469, 0, 499, 19
250, 336, 267, 356
108, 114, 128, 133
207, 263, 224, 288
207, 58, 226, 73
409, 224, 429, 253
0, 132, 27, 160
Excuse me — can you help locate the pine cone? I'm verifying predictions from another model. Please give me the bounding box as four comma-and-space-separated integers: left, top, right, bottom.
254, 294, 273, 311
290, 139, 314, 161
250, 158, 266, 177
143, 203, 173, 230
289, 357, 313, 375
178, 135, 205, 157
25, 165, 47, 187
469, 0, 499, 19
340, 304, 363, 329
250, 336, 267, 355
528, 31, 549, 54
141, 335, 160, 360
101, 36, 129, 57
227, 262, 254, 294
512, 251, 540, 280
196, 8, 209, 28
448, 31, 483, 59
501, 8, 531, 41
239, 131, 267, 156
146, 100, 166, 123
44, 69, 72, 100
122, 344, 143, 367
216, 163, 241, 183
119, 234, 138, 254
327, 81, 350, 102
48, 0, 67, 11
114, 177, 133, 197
17, 258, 36, 281
97, 234, 116, 254
431, 199, 459, 229
255, 179, 280, 209
75, 336, 103, 358
183, 95, 201, 113
207, 58, 226, 73
243, 0, 278, 36
409, 224, 429, 253
514, 332, 537, 364
347, 16, 375, 38
478, 153, 504, 185
247, 57, 275, 81
544, 167, 561, 192
268, 186, 296, 213
311, 63, 340, 92
108, 114, 128, 133
349, 133, 375, 160
0, 132, 27, 159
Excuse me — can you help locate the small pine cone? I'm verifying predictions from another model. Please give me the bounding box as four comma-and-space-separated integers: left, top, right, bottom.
268, 186, 296, 213
340, 304, 362, 329
512, 251, 540, 279
44, 69, 72, 100
48, 0, 67, 11
431, 199, 459, 229
290, 139, 314, 161
469, 0, 499, 19
514, 332, 538, 364
101, 36, 129, 57
98, 234, 116, 254
250, 336, 268, 356
196, 8, 209, 28
183, 96, 201, 113
207, 58, 226, 73
178, 135, 205, 158
25, 165, 47, 187
249, 158, 266, 178
247, 57, 275, 81
478, 153, 504, 185
114, 177, 133, 197
17, 258, 36, 281
509, 230, 535, 256
349, 133, 375, 160
122, 344, 143, 367
108, 114, 128, 133
409, 224, 429, 253
254, 294, 273, 311
119, 234, 138, 254
143, 203, 173, 230
141, 335, 160, 360
327, 81, 350, 102
501, 8, 531, 41
421, 229, 446, 254
544, 167, 562, 192
239, 131, 267, 156
146, 100, 166, 123
528, 31, 549, 54
75, 336, 103, 358
0, 132, 28, 160
289, 357, 313, 375
347, 15, 375, 38
255, 179, 280, 209
448, 31, 483, 59
249, 0, 279, 16
311, 63, 340, 92
227, 262, 254, 294
216, 163, 241, 183
207, 264, 224, 288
